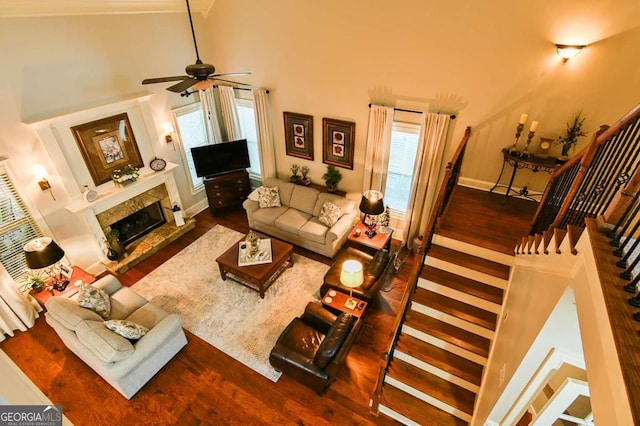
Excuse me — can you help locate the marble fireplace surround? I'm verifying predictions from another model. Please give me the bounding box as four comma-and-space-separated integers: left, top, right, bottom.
66, 164, 195, 274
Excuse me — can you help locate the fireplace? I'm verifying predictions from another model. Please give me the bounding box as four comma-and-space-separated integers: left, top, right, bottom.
110, 201, 166, 246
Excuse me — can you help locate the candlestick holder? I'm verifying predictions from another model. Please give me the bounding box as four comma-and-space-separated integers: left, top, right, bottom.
509, 123, 525, 152
519, 131, 536, 157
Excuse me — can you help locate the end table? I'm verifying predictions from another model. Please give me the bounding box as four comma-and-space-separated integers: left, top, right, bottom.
31, 266, 96, 306
347, 222, 393, 255
321, 290, 367, 319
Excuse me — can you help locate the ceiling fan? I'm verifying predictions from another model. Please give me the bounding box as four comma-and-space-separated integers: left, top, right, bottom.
142, 0, 250, 96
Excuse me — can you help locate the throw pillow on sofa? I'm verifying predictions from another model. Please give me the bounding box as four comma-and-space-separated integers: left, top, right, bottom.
78, 283, 111, 319
318, 201, 342, 227
258, 186, 281, 208
105, 319, 149, 341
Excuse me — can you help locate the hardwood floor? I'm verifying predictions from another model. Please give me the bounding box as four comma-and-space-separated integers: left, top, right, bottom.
1, 207, 406, 426
0, 186, 536, 425
437, 185, 538, 254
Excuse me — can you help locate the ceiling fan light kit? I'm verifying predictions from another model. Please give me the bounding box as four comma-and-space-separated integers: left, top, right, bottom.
142, 0, 250, 94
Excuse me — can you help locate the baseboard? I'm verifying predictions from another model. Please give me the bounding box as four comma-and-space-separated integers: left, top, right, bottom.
457, 177, 540, 202
186, 198, 209, 218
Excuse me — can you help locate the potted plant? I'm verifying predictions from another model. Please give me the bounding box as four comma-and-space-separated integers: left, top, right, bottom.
555, 110, 588, 160
20, 271, 46, 293
322, 165, 342, 193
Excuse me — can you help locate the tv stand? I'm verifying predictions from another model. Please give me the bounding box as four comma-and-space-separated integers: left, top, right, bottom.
204, 170, 250, 215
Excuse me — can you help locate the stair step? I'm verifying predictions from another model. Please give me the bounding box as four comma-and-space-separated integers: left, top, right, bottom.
396, 333, 483, 387
431, 234, 513, 266
428, 244, 510, 280
380, 382, 469, 426
404, 310, 490, 358
420, 265, 504, 306
413, 287, 497, 331
387, 357, 476, 416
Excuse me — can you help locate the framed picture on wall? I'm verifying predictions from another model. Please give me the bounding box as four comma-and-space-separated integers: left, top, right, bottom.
322, 118, 355, 169
284, 112, 314, 160
71, 113, 144, 186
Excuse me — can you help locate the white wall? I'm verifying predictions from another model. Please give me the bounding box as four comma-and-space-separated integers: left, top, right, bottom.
205, 0, 640, 196
0, 13, 206, 269
0, 1, 639, 269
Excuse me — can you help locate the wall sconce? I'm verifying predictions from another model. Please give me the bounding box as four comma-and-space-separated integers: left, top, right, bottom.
556, 44, 587, 62
33, 165, 55, 200
164, 122, 175, 143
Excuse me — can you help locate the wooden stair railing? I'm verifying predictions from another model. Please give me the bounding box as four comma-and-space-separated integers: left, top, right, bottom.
424, 126, 471, 252
370, 126, 471, 413
531, 103, 640, 237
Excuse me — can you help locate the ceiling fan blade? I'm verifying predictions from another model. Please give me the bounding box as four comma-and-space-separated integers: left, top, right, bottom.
166, 78, 198, 93
211, 72, 252, 78
210, 78, 253, 87
142, 76, 189, 84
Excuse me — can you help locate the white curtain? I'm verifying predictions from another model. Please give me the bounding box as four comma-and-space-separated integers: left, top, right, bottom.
404, 112, 451, 243
203, 88, 223, 144
218, 85, 242, 141
251, 88, 277, 179
362, 105, 394, 192
0, 265, 40, 342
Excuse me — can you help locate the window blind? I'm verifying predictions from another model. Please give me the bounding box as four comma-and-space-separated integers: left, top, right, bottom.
0, 165, 43, 280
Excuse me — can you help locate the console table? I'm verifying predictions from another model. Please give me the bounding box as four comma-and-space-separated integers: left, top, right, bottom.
490, 148, 560, 201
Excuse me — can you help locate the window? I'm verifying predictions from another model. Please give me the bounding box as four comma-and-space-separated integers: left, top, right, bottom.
235, 98, 261, 177
173, 103, 208, 191
0, 163, 43, 280
384, 122, 421, 215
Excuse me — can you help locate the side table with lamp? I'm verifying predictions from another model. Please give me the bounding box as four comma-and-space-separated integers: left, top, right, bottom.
23, 237, 95, 306
322, 259, 367, 317
348, 190, 393, 255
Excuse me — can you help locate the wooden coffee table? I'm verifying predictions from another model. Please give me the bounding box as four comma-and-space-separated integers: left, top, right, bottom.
216, 234, 293, 298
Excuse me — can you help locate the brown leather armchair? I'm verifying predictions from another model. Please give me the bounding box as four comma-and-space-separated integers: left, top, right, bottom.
269, 302, 359, 395
320, 247, 391, 303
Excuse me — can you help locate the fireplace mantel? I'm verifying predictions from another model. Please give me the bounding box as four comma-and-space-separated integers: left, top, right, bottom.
66, 162, 179, 215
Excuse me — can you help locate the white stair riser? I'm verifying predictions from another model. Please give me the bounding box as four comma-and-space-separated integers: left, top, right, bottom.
418, 278, 502, 314
402, 325, 488, 366
424, 256, 507, 289
378, 404, 422, 426
384, 376, 473, 422
394, 350, 480, 393
411, 302, 495, 340
432, 234, 514, 266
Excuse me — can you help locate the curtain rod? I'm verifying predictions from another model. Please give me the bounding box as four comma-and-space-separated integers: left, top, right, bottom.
368, 103, 456, 120
213, 84, 269, 94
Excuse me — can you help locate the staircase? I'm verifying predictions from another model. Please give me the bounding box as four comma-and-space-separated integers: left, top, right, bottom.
378, 234, 512, 425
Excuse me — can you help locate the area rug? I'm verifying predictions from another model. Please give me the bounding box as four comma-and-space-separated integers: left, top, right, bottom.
131, 225, 329, 382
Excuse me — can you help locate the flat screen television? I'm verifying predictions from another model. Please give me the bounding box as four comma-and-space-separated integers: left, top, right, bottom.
191, 139, 250, 177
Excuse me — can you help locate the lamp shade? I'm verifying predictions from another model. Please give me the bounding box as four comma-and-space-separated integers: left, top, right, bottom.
359, 190, 384, 215
23, 237, 65, 269
340, 260, 364, 289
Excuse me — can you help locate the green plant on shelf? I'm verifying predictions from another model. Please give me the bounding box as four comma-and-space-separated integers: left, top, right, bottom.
112, 164, 140, 186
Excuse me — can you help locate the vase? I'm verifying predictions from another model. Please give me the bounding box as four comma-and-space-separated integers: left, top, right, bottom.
326, 183, 337, 193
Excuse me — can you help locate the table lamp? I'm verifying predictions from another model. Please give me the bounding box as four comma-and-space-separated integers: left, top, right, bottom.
359, 190, 384, 238
340, 259, 363, 310
23, 237, 68, 291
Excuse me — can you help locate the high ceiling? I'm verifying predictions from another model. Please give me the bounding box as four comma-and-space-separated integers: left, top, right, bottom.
0, 0, 215, 18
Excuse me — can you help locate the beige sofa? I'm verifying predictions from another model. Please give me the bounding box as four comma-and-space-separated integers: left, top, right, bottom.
243, 177, 357, 258
45, 275, 187, 399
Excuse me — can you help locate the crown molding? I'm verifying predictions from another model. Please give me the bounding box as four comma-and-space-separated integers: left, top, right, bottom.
0, 0, 215, 18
